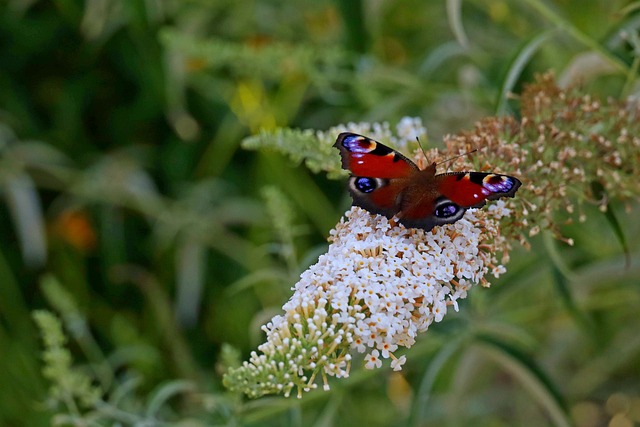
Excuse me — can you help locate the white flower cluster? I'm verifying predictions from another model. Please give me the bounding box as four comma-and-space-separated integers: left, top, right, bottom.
316, 116, 427, 152
395, 116, 427, 149
224, 203, 512, 399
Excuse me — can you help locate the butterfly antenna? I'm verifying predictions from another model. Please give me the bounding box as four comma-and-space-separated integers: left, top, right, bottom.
435, 149, 478, 167
416, 136, 429, 160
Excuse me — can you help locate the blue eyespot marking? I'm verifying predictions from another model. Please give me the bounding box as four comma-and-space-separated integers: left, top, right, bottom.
354, 177, 377, 193
342, 135, 372, 153
435, 202, 459, 218
484, 176, 514, 193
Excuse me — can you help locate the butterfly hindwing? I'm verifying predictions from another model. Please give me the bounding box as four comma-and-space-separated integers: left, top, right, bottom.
394, 172, 522, 230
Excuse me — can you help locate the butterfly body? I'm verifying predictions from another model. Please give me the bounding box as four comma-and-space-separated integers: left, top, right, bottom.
334, 132, 521, 231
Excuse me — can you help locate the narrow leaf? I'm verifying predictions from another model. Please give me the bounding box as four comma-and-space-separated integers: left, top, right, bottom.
476, 334, 571, 427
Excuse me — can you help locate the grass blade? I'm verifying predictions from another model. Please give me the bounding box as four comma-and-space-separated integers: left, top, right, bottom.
496, 30, 557, 115
476, 334, 571, 427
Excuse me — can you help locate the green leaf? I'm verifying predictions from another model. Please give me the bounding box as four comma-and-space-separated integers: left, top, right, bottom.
590, 180, 631, 268
496, 30, 557, 115
550, 265, 596, 335
408, 335, 466, 427
446, 0, 469, 49
475, 334, 571, 427
145, 380, 196, 418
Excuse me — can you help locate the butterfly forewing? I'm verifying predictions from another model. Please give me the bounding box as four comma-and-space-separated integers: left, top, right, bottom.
335, 132, 419, 218
334, 133, 418, 179
437, 172, 522, 207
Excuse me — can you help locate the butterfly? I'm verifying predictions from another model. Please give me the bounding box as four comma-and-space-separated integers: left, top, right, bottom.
334, 132, 522, 231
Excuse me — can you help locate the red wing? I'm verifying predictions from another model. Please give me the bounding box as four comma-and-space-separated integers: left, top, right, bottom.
334, 133, 418, 179
437, 172, 522, 208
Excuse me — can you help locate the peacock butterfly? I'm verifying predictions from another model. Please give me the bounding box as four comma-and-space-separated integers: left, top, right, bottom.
334, 132, 521, 231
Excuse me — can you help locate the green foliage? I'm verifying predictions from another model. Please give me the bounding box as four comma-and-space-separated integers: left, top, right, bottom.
32, 310, 101, 410
160, 29, 347, 82
243, 128, 343, 178
1, 0, 640, 426
33, 286, 228, 426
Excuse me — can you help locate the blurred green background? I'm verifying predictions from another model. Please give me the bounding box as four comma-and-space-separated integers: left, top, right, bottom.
1, 0, 640, 426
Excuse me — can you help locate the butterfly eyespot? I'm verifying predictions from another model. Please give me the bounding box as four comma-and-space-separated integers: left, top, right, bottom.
483, 175, 515, 193
435, 202, 460, 218
342, 134, 374, 153
354, 177, 377, 193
